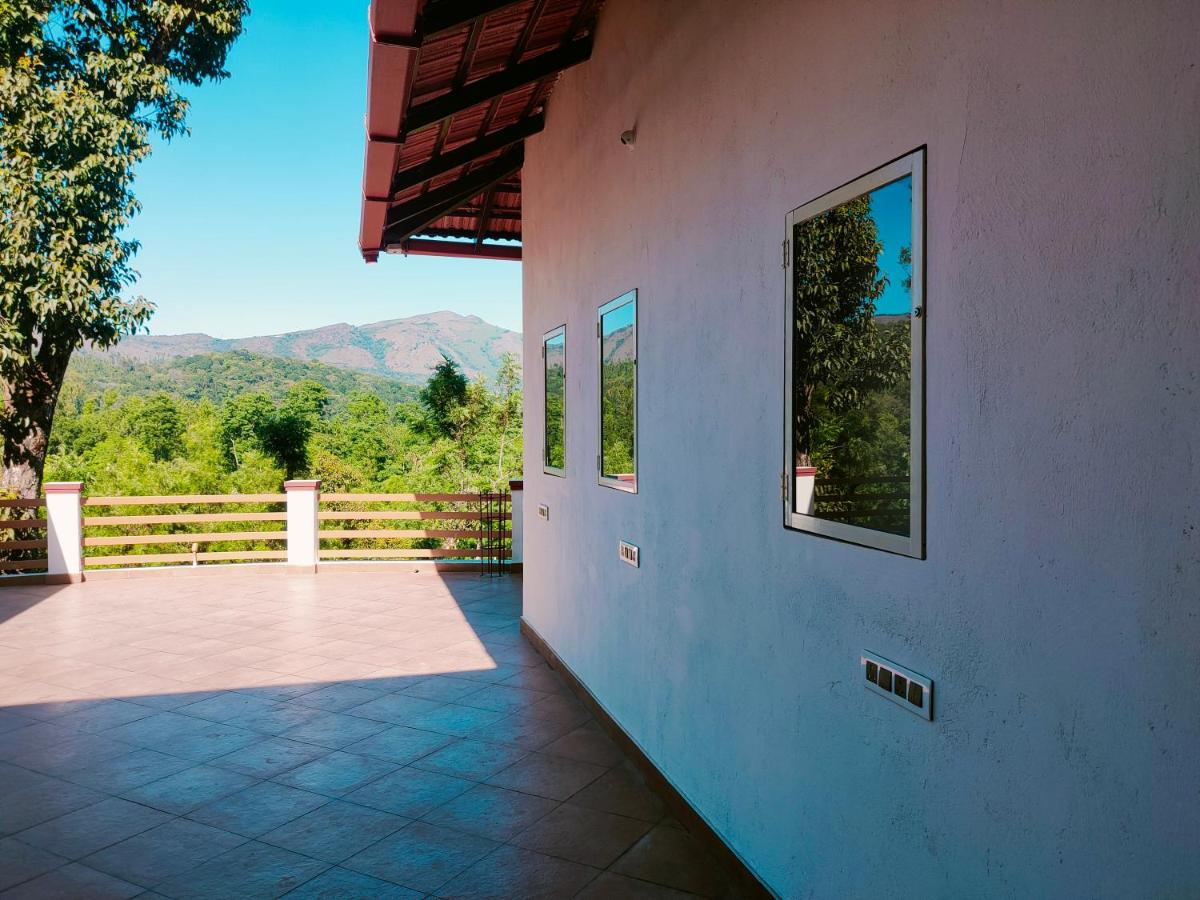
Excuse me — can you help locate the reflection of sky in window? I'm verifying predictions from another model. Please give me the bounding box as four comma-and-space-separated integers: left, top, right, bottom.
868, 176, 913, 316
602, 299, 635, 336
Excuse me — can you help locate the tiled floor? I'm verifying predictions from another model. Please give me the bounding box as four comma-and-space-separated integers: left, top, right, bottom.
0, 569, 734, 898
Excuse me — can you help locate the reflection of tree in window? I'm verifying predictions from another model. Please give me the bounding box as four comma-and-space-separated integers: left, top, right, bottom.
601, 305, 635, 479
792, 180, 912, 535
544, 335, 565, 470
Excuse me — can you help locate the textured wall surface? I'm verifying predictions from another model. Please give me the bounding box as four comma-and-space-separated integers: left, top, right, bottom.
519, 1, 1200, 896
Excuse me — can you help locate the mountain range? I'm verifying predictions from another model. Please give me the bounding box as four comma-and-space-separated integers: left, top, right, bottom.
92, 311, 522, 384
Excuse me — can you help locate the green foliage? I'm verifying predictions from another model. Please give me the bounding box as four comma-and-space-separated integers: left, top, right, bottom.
45, 353, 525, 497
791, 194, 910, 470
0, 0, 247, 495
419, 355, 469, 439
129, 392, 183, 461
600, 359, 635, 475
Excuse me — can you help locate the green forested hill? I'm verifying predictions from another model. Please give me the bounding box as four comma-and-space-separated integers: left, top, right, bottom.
66, 349, 419, 409
46, 351, 522, 498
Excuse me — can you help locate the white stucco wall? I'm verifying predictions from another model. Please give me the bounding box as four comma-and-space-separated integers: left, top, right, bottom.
519, 1, 1200, 896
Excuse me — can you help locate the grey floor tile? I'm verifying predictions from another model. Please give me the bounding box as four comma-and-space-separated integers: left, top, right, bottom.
209, 738, 329, 779
0, 861, 142, 899
484, 752, 607, 801
83, 818, 246, 888
0, 837, 66, 892
15, 797, 171, 860
272, 751, 397, 798
342, 821, 497, 894
186, 781, 329, 837
421, 784, 558, 842
121, 764, 259, 815
410, 738, 528, 782
344, 767, 474, 819
259, 799, 408, 863
280, 867, 422, 899
437, 844, 600, 900
154, 840, 329, 899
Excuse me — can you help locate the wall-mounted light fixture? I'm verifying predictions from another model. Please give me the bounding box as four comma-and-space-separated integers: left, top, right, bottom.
619, 128, 636, 149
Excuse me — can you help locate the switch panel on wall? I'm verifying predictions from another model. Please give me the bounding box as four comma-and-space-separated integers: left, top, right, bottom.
537, 503, 549, 521
861, 651, 933, 720
619, 540, 639, 567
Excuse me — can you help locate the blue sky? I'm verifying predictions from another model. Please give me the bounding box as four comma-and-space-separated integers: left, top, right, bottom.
128, 0, 523, 338
868, 176, 914, 316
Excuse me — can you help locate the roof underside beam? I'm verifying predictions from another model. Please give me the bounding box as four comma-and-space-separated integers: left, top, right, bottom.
403, 37, 593, 135
383, 146, 525, 241
388, 114, 543, 197
397, 238, 521, 260
418, 0, 525, 39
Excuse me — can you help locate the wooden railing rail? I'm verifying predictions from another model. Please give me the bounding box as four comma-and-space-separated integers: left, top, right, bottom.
0, 498, 48, 573
318, 491, 511, 563
81, 494, 288, 570
1, 485, 520, 579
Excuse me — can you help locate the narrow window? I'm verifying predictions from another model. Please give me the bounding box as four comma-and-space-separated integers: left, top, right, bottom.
543, 325, 566, 476
598, 290, 637, 492
785, 149, 924, 557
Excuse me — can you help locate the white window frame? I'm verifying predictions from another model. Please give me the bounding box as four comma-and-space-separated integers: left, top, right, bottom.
783, 148, 925, 558
597, 290, 638, 493
542, 325, 566, 477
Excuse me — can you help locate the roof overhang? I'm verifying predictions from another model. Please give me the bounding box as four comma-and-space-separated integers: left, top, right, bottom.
358, 0, 602, 263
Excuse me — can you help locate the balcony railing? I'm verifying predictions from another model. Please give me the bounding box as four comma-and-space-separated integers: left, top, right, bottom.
0, 481, 523, 582
0, 497, 48, 573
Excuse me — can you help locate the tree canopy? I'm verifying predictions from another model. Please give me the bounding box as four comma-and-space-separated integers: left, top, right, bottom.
0, 0, 248, 496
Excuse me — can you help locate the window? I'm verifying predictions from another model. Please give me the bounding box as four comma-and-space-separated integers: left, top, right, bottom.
598, 290, 637, 492
785, 149, 924, 557
543, 325, 566, 475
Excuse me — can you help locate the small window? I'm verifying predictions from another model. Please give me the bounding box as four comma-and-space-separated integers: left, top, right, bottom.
543, 325, 566, 476
785, 149, 924, 557
598, 290, 637, 492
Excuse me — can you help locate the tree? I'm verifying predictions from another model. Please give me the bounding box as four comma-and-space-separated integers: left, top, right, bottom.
493, 352, 520, 484
129, 392, 182, 461
419, 356, 468, 439
0, 0, 247, 497
791, 196, 909, 468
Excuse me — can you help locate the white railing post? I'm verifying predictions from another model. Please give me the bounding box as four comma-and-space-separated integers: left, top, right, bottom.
44, 482, 84, 584
508, 479, 523, 565
285, 480, 320, 572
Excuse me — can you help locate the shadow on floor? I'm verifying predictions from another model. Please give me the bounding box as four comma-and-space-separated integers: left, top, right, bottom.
0, 569, 736, 899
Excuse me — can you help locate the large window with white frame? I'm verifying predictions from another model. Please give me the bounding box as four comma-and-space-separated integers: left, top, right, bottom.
543, 325, 566, 476
598, 290, 637, 492
785, 148, 924, 557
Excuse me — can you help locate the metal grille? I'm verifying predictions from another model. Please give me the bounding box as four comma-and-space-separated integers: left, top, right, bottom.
478, 489, 509, 578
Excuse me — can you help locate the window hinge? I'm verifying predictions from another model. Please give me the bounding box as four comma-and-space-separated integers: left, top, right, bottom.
596, 322, 601, 338
780, 471, 788, 501
597, 454, 602, 471
781, 238, 789, 269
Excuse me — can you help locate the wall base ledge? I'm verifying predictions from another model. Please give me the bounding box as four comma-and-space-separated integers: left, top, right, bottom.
520, 617, 776, 899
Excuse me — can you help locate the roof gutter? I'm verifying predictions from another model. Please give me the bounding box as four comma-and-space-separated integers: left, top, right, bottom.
359, 0, 424, 263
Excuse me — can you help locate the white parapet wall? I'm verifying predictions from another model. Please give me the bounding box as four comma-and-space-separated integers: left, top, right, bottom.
284, 480, 320, 571
43, 482, 83, 584
509, 480, 523, 564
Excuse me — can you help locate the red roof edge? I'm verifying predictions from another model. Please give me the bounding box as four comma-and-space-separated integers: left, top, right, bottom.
359, 0, 424, 262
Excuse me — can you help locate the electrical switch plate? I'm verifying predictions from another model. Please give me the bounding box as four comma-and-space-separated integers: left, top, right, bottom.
537, 504, 549, 521
618, 540, 639, 567
861, 651, 933, 720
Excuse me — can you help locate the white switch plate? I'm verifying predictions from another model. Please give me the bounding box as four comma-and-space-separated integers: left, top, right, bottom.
618, 540, 639, 567
861, 650, 933, 720
537, 504, 549, 521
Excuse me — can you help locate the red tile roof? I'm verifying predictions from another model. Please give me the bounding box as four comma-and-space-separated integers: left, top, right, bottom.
359, 0, 602, 262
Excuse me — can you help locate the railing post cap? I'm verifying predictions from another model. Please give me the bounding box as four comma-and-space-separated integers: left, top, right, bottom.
43, 482, 84, 494
508, 480, 523, 491
284, 480, 321, 492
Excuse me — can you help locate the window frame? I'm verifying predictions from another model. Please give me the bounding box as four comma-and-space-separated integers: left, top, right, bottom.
597, 289, 638, 493
783, 148, 925, 558
542, 324, 567, 477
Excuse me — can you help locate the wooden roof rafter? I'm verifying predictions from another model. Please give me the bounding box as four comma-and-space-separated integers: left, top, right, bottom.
359, 0, 603, 263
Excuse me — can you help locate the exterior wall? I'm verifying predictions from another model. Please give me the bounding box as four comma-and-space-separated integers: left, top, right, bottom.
519, 1, 1200, 896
